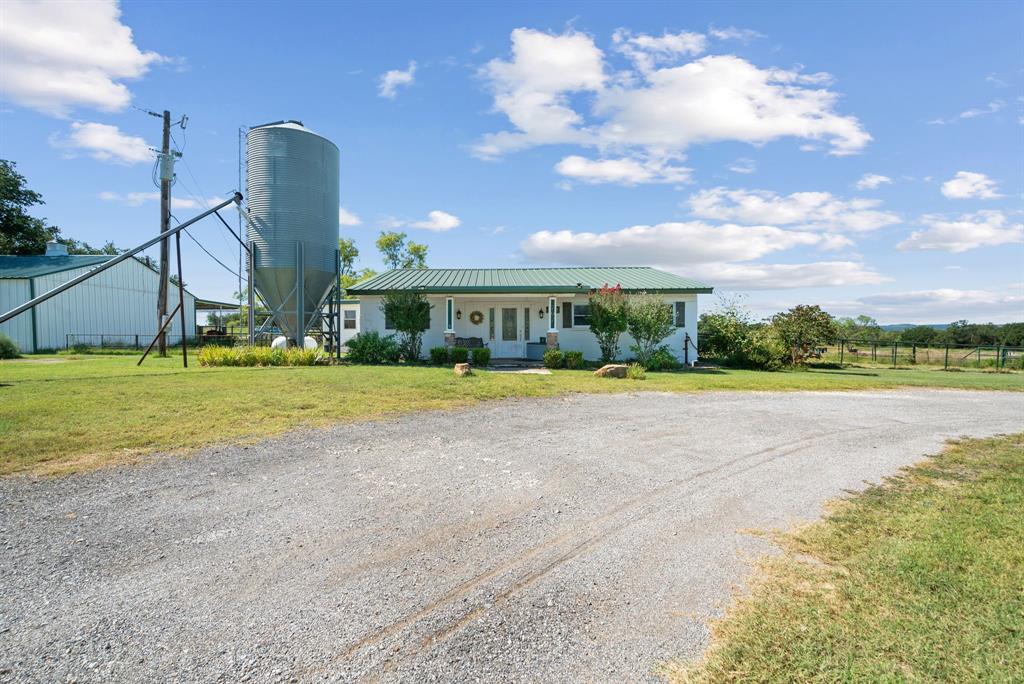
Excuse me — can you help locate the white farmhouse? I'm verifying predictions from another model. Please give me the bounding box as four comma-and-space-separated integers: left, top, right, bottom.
347, 267, 712, 362
0, 243, 198, 353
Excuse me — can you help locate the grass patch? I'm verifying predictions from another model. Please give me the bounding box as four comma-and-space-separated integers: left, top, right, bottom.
664, 434, 1024, 683
1, 354, 1021, 476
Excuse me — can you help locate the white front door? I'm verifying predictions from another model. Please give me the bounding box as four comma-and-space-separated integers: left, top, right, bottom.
495, 305, 524, 358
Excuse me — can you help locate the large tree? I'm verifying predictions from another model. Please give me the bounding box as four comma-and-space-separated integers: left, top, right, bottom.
1, 159, 120, 256
0, 159, 59, 255
376, 230, 428, 270
771, 305, 839, 364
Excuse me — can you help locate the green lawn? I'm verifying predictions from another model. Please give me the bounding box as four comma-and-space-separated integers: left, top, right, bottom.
665, 434, 1024, 683
1, 353, 1021, 476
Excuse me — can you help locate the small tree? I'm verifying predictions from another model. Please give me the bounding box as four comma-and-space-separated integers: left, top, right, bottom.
771, 305, 838, 364
698, 295, 752, 361
588, 283, 628, 362
626, 292, 674, 366
381, 291, 431, 361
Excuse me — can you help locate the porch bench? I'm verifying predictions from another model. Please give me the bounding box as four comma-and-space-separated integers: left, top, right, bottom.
453, 337, 485, 349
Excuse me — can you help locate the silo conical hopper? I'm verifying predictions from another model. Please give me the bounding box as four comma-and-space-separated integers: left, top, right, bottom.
246, 121, 340, 345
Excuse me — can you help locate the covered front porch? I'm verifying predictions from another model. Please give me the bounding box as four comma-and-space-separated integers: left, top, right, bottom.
440, 294, 561, 360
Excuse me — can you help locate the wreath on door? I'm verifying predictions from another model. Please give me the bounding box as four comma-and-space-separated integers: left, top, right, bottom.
469, 310, 484, 325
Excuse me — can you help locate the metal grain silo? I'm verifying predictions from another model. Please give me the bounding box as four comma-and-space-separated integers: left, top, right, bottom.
246, 121, 339, 345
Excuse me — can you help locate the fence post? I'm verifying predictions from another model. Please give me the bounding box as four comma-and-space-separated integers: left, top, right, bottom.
872, 343, 877, 362
135, 334, 140, 350
996, 345, 1002, 371
839, 339, 844, 365
977, 347, 981, 366
892, 342, 897, 368
944, 345, 949, 370
65, 333, 69, 350
912, 344, 916, 363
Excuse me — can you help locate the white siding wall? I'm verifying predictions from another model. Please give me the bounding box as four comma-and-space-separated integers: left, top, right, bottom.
358, 292, 700, 361
0, 259, 196, 352
0, 279, 32, 352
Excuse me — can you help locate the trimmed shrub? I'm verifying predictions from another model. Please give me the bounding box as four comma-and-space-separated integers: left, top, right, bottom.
563, 350, 584, 369
450, 346, 469, 363
645, 345, 680, 372
429, 346, 449, 365
346, 331, 401, 364
197, 345, 326, 367
626, 363, 647, 380
0, 332, 20, 359
471, 347, 491, 367
543, 348, 564, 369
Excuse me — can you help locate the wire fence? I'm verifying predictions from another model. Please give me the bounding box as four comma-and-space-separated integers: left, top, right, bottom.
821, 340, 1024, 371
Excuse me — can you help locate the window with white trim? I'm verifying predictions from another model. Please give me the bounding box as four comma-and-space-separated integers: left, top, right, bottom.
572, 303, 591, 327
343, 309, 356, 329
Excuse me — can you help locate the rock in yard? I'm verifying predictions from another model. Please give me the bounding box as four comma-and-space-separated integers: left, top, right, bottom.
593, 364, 628, 378
454, 363, 472, 377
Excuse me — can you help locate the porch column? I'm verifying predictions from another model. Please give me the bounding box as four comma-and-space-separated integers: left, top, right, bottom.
546, 296, 558, 349
443, 296, 455, 347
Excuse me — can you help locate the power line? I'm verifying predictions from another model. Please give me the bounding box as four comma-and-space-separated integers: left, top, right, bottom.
170, 214, 241, 279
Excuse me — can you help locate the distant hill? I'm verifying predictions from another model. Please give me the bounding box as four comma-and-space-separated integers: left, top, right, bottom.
881, 323, 951, 332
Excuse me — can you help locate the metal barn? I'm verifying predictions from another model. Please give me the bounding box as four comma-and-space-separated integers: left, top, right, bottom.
0, 244, 196, 353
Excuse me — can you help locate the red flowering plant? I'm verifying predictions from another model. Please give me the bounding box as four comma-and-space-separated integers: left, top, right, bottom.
588, 283, 629, 363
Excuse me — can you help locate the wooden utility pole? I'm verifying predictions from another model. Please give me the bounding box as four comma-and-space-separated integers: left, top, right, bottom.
157, 110, 172, 356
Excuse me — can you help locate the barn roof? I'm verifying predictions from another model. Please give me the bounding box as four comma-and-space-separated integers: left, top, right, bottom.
346, 267, 713, 295
0, 254, 113, 279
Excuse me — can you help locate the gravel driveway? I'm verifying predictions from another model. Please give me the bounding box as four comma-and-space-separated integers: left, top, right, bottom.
1, 389, 1021, 683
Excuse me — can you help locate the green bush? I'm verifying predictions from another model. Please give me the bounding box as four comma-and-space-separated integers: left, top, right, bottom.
471, 347, 491, 367
627, 293, 675, 366
450, 346, 469, 363
0, 332, 20, 359
197, 345, 326, 367
429, 346, 449, 365
543, 348, 564, 369
645, 345, 680, 371
626, 363, 646, 380
345, 331, 401, 364
740, 326, 789, 371
563, 350, 584, 369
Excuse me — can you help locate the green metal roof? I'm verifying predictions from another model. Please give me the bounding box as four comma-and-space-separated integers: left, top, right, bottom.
347, 267, 712, 295
0, 254, 113, 279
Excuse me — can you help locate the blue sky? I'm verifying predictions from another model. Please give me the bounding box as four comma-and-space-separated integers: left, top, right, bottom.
1, 0, 1021, 323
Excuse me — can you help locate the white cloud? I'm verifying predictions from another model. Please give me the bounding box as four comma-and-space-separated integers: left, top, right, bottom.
521, 221, 882, 289
928, 99, 1004, 125
0, 0, 165, 116
378, 61, 417, 99
473, 29, 870, 166
612, 29, 706, 73
99, 191, 220, 211
832, 289, 1024, 323
339, 208, 362, 226
52, 122, 152, 164
728, 157, 756, 174
855, 173, 891, 190
940, 171, 1003, 199
554, 154, 691, 185
898, 210, 1023, 253
689, 261, 887, 289
687, 187, 900, 232
521, 221, 850, 267
408, 210, 461, 232
708, 26, 764, 42
474, 29, 605, 159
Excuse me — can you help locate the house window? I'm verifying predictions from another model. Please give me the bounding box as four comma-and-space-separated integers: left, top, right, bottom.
548, 297, 556, 331
488, 307, 495, 340
343, 310, 356, 329
445, 297, 454, 332
572, 303, 591, 327
674, 302, 686, 327
524, 308, 530, 342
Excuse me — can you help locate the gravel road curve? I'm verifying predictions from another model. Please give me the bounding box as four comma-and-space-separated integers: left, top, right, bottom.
1, 389, 1021, 683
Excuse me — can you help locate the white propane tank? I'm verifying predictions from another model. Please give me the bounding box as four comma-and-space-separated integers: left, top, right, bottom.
271, 335, 318, 350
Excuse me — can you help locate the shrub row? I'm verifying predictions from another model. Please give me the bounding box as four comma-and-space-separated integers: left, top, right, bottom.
542, 349, 584, 369
428, 346, 491, 366
197, 345, 327, 367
